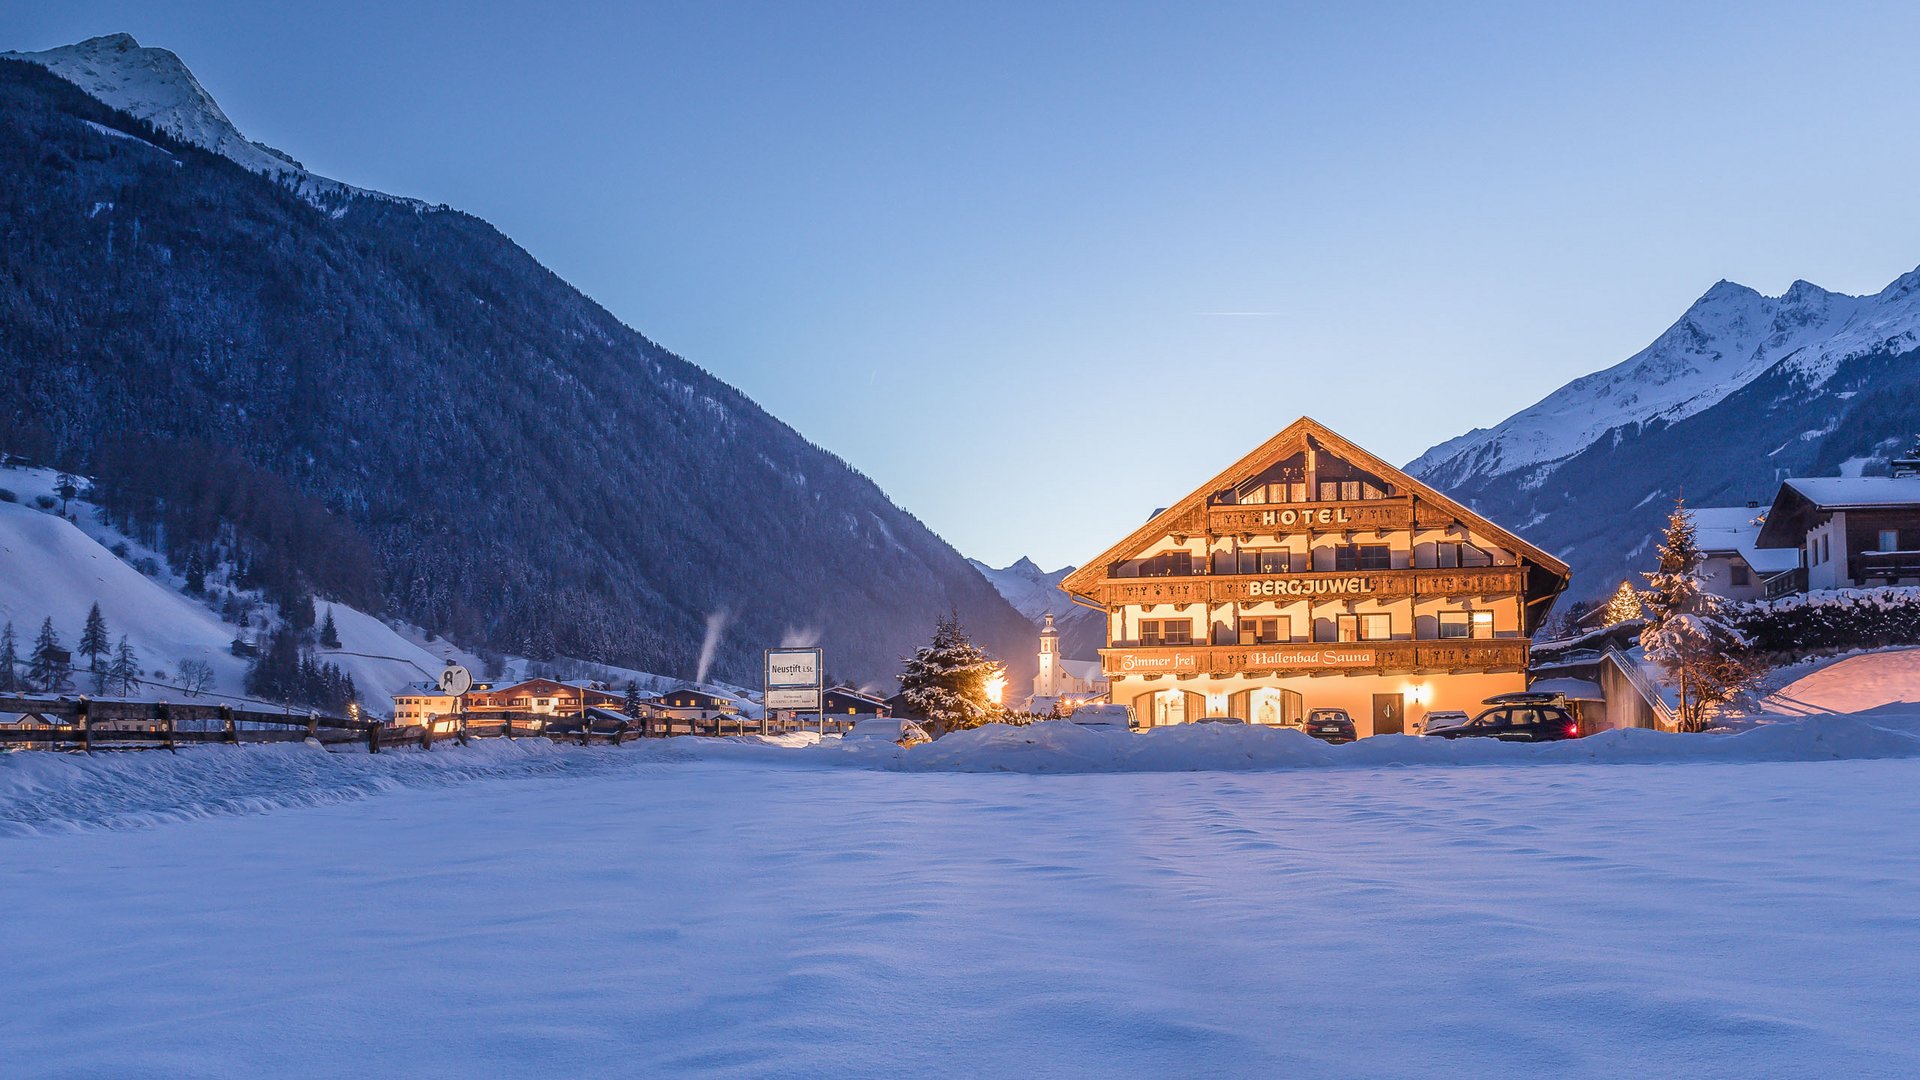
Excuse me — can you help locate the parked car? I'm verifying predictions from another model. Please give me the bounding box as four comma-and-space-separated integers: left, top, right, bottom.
1303, 708, 1356, 744
843, 717, 931, 747
1194, 716, 1248, 725
1427, 703, 1580, 743
1414, 709, 1470, 736
1066, 704, 1134, 730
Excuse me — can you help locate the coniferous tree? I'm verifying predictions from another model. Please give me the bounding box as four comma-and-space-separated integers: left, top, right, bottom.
107, 636, 140, 697
28, 617, 67, 691
319, 607, 341, 649
898, 613, 1006, 736
183, 550, 207, 594
623, 681, 641, 721
0, 622, 18, 692
1640, 499, 1764, 732
79, 602, 109, 672
1601, 581, 1645, 626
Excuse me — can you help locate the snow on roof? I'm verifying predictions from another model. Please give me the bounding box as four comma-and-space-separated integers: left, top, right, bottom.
1782, 476, 1920, 509
1690, 506, 1801, 574
1060, 660, 1106, 682
1525, 677, 1605, 701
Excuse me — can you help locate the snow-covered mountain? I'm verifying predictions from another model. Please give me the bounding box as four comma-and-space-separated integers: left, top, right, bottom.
969, 557, 1107, 661
968, 557, 1075, 623
2, 33, 416, 212
1408, 266, 1920, 600
1411, 272, 1920, 490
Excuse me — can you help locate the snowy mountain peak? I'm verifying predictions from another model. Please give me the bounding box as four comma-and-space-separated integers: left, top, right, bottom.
1407, 267, 1920, 489
968, 557, 1075, 623
3, 34, 418, 213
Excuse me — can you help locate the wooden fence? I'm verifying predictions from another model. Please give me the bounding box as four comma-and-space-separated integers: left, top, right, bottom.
0, 696, 852, 752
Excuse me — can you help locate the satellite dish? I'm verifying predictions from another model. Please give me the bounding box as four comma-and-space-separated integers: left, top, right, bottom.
439, 664, 473, 696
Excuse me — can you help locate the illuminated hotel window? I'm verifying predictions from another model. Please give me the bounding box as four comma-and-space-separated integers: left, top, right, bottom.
1236, 548, 1295, 574
1337, 614, 1392, 642
1438, 611, 1494, 639
1334, 544, 1391, 571
1247, 688, 1304, 726
1151, 689, 1187, 726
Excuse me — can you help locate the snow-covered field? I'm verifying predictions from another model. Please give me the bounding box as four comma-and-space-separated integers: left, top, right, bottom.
5, 720, 1920, 1078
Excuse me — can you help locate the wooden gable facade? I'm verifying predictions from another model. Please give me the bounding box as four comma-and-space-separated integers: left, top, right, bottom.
1059, 417, 1570, 736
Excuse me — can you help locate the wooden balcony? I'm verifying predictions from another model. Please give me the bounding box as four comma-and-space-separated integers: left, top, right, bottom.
1079, 565, 1524, 607
1099, 638, 1530, 678
1852, 552, 1920, 585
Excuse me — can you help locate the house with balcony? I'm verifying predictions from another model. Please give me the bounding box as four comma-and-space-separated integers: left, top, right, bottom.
1058, 416, 1570, 738
1755, 475, 1920, 595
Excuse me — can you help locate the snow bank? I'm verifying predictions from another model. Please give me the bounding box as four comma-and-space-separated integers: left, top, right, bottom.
10, 716, 1918, 836
0, 739, 595, 837
641, 716, 1920, 774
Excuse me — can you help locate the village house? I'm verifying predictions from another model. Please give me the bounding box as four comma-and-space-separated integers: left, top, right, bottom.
1690, 504, 1801, 602
1755, 471, 1920, 596
821, 686, 891, 718
461, 677, 627, 717
1059, 417, 1569, 737
391, 683, 462, 728
648, 686, 741, 721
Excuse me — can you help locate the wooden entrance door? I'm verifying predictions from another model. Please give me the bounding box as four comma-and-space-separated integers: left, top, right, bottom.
1372, 693, 1405, 736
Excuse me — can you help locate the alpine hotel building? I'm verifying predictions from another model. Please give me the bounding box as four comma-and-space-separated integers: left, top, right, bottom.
1061, 418, 1570, 738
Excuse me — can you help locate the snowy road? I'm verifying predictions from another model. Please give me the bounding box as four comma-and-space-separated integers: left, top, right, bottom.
3, 744, 1919, 1078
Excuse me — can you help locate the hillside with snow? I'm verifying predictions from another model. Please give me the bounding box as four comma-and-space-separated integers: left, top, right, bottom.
1, 464, 471, 712
1407, 267, 1920, 597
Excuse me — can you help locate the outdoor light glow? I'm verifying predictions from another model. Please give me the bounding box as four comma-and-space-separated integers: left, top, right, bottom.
985, 673, 1007, 706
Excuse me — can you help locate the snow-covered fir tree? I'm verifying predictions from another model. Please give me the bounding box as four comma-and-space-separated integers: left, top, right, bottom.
79, 602, 109, 673
107, 635, 141, 697
623, 681, 642, 721
1639, 499, 1763, 732
0, 622, 17, 692
28, 617, 67, 691
898, 613, 1006, 735
319, 607, 341, 649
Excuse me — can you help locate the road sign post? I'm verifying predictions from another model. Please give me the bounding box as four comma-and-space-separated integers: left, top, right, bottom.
764, 648, 824, 735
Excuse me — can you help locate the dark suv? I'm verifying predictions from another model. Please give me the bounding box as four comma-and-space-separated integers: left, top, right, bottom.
1429, 702, 1580, 742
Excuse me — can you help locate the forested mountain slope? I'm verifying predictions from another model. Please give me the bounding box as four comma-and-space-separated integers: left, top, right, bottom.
0, 49, 1032, 688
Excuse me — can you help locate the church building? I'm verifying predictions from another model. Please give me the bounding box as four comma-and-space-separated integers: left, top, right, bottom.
1031, 611, 1109, 708
1059, 417, 1569, 737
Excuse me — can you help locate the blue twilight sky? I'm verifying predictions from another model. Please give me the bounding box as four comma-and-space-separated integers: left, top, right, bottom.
10, 2, 1920, 569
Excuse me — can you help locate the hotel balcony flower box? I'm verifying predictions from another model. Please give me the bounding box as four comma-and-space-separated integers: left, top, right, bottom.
1099, 639, 1530, 679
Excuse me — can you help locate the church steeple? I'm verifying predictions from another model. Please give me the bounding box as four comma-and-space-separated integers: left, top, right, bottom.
1035, 612, 1060, 697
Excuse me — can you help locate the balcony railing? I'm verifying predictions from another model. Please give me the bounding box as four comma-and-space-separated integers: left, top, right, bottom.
1852, 552, 1920, 584
1082, 565, 1525, 606
1764, 566, 1808, 599
1099, 638, 1529, 678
